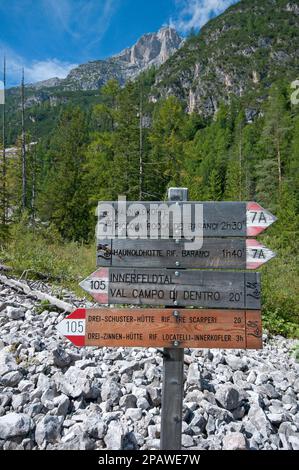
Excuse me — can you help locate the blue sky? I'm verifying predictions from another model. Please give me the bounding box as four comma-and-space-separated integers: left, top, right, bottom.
0, 0, 238, 87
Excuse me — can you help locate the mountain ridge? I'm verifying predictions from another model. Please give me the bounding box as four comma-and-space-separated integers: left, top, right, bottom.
27, 26, 183, 91
3, 0, 299, 143
151, 0, 299, 117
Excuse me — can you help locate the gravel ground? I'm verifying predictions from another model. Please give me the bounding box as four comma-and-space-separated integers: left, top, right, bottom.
0, 277, 298, 450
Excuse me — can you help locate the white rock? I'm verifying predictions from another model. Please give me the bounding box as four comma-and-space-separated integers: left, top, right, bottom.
53, 394, 70, 416
6, 307, 25, 320
125, 408, 142, 421
247, 406, 272, 439
104, 421, 126, 450
0, 349, 18, 375
215, 385, 241, 411
56, 367, 92, 398
187, 363, 200, 385
225, 355, 243, 371
1, 370, 23, 387
0, 413, 34, 439
223, 432, 248, 450
289, 435, 299, 451
182, 434, 194, 448
35, 416, 63, 446
12, 392, 30, 410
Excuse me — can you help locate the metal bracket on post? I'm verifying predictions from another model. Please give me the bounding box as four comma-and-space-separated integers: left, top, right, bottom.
160, 187, 188, 451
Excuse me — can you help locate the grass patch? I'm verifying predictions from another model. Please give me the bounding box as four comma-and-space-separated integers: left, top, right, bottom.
1, 219, 95, 296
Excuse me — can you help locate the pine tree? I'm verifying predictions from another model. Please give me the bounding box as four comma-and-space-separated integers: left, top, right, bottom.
289, 113, 299, 211
38, 107, 90, 241
225, 110, 246, 201
147, 97, 185, 199
208, 169, 222, 201
112, 82, 141, 199
257, 83, 291, 205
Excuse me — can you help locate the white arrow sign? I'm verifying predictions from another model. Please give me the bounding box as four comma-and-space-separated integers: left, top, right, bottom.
247, 202, 277, 236
79, 268, 109, 304
246, 239, 276, 269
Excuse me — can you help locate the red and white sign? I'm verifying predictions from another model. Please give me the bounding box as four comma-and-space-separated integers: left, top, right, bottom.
246, 239, 276, 269
56, 309, 86, 347
79, 268, 109, 304
247, 202, 277, 236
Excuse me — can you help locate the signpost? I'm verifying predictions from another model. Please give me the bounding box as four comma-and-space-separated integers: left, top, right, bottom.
57, 187, 277, 451
97, 201, 276, 238
97, 238, 275, 269
79, 268, 261, 309
57, 308, 263, 349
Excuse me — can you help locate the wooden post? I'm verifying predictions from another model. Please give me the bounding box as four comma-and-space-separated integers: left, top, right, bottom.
160, 187, 188, 450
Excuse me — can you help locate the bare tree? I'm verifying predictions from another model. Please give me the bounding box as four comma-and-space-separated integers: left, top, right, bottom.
139, 78, 144, 201
1, 56, 7, 224
21, 68, 27, 210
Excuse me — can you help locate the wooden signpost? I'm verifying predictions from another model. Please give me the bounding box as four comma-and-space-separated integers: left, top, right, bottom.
79, 268, 261, 309
97, 238, 275, 269
57, 308, 262, 349
98, 201, 276, 237
57, 187, 277, 451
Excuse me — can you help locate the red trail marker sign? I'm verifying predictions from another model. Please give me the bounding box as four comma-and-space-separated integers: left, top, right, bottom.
57, 308, 263, 350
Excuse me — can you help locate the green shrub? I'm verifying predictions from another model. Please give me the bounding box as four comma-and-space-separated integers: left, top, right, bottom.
2, 217, 95, 295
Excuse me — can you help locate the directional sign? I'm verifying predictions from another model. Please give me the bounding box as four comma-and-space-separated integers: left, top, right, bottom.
79, 269, 261, 309
98, 201, 276, 238
97, 238, 276, 269
57, 308, 263, 350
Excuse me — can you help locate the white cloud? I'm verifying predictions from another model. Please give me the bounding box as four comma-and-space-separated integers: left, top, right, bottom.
172, 0, 239, 33
24, 59, 77, 84
0, 45, 77, 87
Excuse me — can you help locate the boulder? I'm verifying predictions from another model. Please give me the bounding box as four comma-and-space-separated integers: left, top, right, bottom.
223, 432, 248, 450
0, 349, 18, 376
104, 421, 126, 450
52, 347, 72, 368
186, 363, 200, 386
215, 385, 241, 411
247, 406, 273, 439
125, 408, 142, 421
101, 381, 122, 405
0, 370, 23, 387
35, 416, 63, 446
119, 394, 137, 409
6, 307, 25, 320
0, 413, 34, 439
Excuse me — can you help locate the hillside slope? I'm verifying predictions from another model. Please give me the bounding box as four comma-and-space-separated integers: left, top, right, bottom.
152, 0, 299, 117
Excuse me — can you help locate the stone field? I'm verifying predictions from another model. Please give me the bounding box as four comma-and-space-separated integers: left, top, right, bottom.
0, 277, 298, 451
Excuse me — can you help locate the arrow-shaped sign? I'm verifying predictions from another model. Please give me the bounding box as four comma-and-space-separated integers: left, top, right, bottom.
79, 268, 261, 309
56, 309, 86, 347
97, 238, 276, 269
57, 308, 263, 350
246, 202, 277, 236
246, 240, 276, 269
97, 201, 277, 238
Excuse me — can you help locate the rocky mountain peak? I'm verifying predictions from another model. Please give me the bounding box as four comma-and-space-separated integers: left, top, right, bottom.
28, 27, 182, 92
113, 26, 182, 69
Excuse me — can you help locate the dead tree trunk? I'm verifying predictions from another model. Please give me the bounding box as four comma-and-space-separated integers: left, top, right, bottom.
21, 68, 27, 210
1, 56, 7, 224
139, 79, 144, 201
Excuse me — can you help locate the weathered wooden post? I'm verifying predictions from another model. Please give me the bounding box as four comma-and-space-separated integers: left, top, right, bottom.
160, 187, 188, 450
